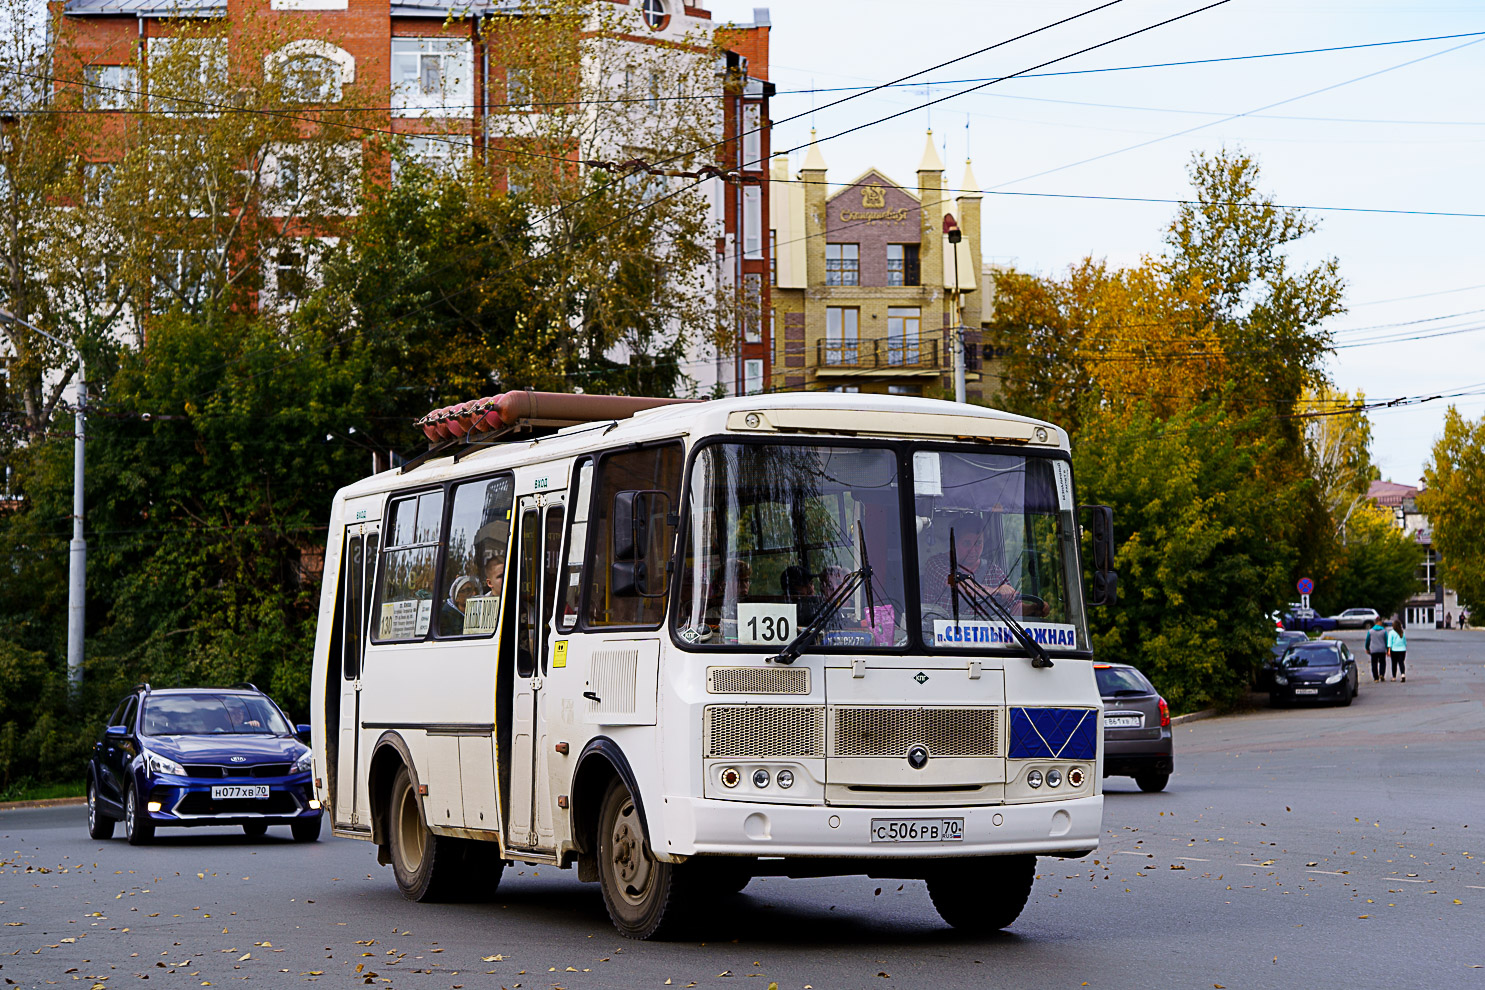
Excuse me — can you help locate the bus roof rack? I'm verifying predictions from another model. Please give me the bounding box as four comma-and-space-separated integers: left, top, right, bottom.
404, 390, 700, 473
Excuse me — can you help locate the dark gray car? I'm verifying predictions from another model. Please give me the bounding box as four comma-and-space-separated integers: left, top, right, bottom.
1096, 663, 1174, 793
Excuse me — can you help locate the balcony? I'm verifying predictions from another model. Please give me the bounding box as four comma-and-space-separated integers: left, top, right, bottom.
815, 337, 941, 376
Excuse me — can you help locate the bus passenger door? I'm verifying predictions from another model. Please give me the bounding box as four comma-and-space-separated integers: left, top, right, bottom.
507, 495, 565, 852
336, 525, 378, 829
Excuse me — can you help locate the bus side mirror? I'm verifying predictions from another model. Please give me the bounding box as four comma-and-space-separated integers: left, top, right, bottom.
613, 490, 670, 598
1082, 504, 1118, 607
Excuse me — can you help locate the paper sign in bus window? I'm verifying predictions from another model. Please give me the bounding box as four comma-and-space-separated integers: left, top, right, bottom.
381, 599, 420, 639
464, 595, 501, 635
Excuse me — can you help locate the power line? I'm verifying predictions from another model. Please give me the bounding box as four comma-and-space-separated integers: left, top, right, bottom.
991, 34, 1485, 190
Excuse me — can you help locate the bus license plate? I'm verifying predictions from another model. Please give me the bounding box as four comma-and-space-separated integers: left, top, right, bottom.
870, 818, 963, 843
211, 785, 269, 800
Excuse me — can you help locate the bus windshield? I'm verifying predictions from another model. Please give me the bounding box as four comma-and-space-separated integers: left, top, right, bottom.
676, 442, 910, 649
675, 440, 1089, 654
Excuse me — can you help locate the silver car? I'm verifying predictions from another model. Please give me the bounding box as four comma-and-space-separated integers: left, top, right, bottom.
1096, 663, 1174, 793
1332, 607, 1381, 629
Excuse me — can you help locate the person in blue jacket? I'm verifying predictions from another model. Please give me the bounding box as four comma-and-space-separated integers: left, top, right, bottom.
1386, 619, 1408, 683
1364, 619, 1389, 682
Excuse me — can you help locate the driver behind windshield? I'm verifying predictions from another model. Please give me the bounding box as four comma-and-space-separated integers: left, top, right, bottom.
919, 514, 1049, 617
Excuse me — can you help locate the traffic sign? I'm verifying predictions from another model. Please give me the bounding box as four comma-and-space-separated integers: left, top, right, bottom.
1297, 577, 1314, 595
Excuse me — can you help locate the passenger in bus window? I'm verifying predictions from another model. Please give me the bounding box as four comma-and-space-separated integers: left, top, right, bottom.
483, 552, 506, 597
780, 564, 815, 600
440, 575, 481, 635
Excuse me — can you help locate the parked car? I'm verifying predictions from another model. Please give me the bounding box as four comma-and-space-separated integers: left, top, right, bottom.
1332, 607, 1381, 629
1270, 640, 1360, 707
1094, 663, 1173, 793
1260, 630, 1312, 690
86, 683, 322, 845
1282, 606, 1338, 633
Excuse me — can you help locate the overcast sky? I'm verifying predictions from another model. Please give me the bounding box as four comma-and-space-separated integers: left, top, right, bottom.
709, 0, 1485, 485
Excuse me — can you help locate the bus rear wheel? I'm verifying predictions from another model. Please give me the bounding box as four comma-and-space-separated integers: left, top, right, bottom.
596, 779, 693, 939
926, 855, 1036, 932
386, 764, 464, 902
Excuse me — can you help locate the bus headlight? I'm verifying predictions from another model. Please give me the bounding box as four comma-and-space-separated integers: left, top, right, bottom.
1047, 768, 1063, 788
752, 769, 771, 789
775, 770, 794, 789
1026, 770, 1043, 789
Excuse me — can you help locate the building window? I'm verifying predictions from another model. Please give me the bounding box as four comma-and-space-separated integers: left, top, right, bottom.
769, 229, 777, 285
887, 306, 920, 366
888, 384, 923, 396
743, 102, 761, 169
743, 273, 762, 343
83, 163, 116, 207
275, 245, 308, 302
826, 243, 859, 286
769, 307, 775, 344
506, 66, 531, 111
147, 38, 228, 114
825, 307, 858, 365
641, 0, 669, 31
743, 187, 762, 258
649, 70, 661, 110
744, 359, 763, 396
828, 385, 860, 393
392, 134, 472, 182
83, 65, 138, 110
887, 243, 920, 287
392, 38, 473, 118
281, 54, 341, 102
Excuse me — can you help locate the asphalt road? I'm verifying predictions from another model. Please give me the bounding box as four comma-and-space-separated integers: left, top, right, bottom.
4, 627, 1483, 990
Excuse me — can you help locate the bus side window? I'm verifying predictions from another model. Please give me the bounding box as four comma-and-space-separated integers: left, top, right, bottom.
516, 507, 540, 678
342, 534, 363, 679
584, 443, 683, 629
436, 475, 514, 638
540, 505, 565, 671
373, 491, 443, 642
557, 459, 593, 632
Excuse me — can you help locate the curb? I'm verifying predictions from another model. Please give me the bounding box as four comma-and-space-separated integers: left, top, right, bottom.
0, 796, 87, 811
1170, 709, 1216, 726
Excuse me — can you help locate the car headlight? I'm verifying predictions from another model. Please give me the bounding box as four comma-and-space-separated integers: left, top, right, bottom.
1273, 675, 1288, 686
293, 751, 313, 773
144, 749, 186, 777
1324, 672, 1345, 685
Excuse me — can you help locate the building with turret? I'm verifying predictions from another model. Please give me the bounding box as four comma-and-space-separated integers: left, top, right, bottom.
766, 130, 984, 397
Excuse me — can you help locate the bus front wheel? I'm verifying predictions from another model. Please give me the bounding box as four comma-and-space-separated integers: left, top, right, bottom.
926, 854, 1036, 932
387, 764, 464, 902
596, 778, 694, 939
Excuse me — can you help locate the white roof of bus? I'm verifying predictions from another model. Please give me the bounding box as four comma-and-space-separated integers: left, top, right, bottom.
332, 393, 1066, 502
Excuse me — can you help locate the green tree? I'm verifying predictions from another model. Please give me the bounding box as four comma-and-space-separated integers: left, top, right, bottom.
1419, 407, 1485, 609
1074, 400, 1305, 712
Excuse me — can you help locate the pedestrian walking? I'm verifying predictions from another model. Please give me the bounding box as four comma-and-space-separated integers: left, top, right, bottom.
1462, 608, 1471, 630
1364, 619, 1389, 682
1386, 619, 1408, 682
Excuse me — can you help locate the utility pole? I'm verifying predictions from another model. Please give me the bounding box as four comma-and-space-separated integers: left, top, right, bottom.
943, 213, 965, 404
0, 308, 86, 695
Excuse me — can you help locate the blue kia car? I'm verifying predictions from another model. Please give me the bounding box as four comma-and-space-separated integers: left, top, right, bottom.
86, 684, 322, 845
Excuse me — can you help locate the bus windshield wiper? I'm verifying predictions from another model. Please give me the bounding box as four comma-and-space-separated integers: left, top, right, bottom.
769, 521, 874, 666
948, 527, 1052, 669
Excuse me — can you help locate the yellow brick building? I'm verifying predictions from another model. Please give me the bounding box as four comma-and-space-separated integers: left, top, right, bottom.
767, 130, 985, 398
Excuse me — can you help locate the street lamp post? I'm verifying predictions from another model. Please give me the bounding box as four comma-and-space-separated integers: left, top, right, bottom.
0, 308, 86, 695
942, 213, 966, 404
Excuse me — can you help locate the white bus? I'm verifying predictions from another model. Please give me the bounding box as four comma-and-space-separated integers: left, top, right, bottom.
310, 391, 1118, 939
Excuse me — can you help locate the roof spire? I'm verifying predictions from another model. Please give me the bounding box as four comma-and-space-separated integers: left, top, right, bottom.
801, 128, 828, 172
960, 157, 981, 197
918, 129, 944, 172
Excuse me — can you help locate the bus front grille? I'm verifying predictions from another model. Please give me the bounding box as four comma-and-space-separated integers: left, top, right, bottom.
706, 666, 811, 695
704, 705, 825, 758
829, 707, 1000, 758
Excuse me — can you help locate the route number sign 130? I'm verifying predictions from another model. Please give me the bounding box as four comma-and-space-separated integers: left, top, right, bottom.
736, 603, 798, 645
